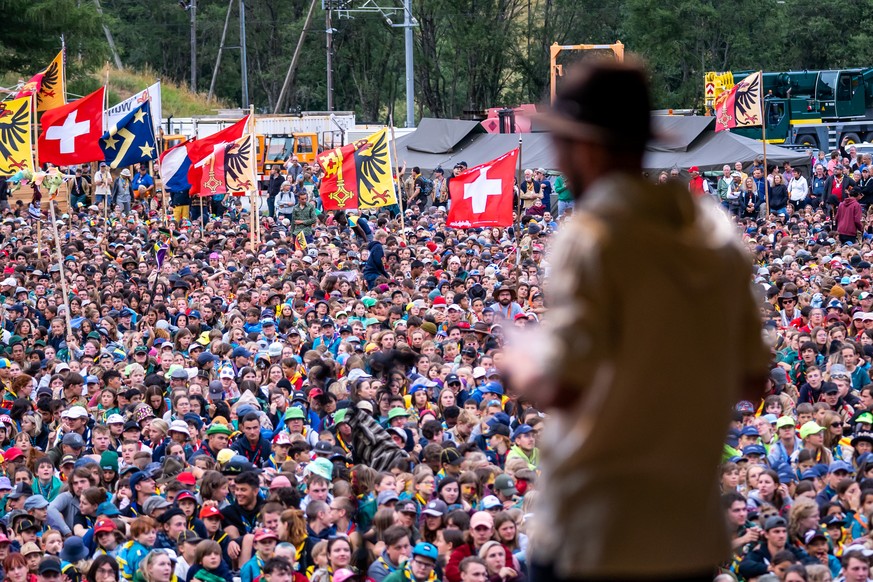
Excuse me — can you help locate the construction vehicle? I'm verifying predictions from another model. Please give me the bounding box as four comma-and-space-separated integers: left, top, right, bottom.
705, 69, 873, 151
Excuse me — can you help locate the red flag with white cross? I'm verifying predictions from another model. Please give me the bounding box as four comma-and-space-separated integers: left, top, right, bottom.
447, 148, 518, 228
38, 86, 105, 166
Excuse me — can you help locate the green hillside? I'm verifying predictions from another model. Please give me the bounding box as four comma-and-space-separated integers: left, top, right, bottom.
2, 66, 230, 117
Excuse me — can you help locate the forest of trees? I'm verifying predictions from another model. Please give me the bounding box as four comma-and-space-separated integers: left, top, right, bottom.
4, 0, 873, 123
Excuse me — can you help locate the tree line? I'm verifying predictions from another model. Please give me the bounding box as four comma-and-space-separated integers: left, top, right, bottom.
3, 0, 871, 123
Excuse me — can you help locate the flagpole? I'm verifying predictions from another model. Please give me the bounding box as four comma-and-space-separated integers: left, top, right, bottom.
762, 121, 770, 217
248, 105, 259, 246
48, 202, 72, 339
31, 95, 39, 170
389, 113, 407, 245
515, 136, 523, 267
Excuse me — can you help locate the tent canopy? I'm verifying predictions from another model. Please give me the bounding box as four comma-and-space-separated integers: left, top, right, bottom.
395, 129, 555, 173
643, 117, 809, 174
394, 117, 809, 176
401, 118, 484, 154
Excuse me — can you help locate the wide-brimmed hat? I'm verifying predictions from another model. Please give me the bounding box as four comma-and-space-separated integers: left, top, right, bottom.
533, 59, 653, 149
471, 322, 492, 336
492, 285, 516, 301
777, 291, 797, 304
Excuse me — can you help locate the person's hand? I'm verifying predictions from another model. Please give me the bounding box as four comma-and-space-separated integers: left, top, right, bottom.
228, 541, 241, 559
498, 567, 517, 579
740, 527, 760, 545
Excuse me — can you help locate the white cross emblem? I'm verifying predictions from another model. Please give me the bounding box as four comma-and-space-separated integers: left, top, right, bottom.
463, 168, 502, 214
46, 111, 90, 154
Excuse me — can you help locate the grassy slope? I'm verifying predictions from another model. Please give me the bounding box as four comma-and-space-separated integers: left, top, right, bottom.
2, 65, 230, 116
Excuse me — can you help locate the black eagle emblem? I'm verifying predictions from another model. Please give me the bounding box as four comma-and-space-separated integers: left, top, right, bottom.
225, 135, 253, 192
734, 74, 761, 125
0, 100, 30, 173
37, 57, 61, 109
354, 130, 391, 205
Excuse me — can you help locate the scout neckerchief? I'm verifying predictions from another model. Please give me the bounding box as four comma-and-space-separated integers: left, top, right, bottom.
336, 434, 351, 454
212, 531, 228, 545
400, 561, 437, 582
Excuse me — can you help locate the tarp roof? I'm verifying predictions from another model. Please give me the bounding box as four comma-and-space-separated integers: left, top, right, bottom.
401, 118, 483, 154
395, 117, 810, 176
643, 118, 810, 174
648, 116, 715, 152
395, 131, 556, 173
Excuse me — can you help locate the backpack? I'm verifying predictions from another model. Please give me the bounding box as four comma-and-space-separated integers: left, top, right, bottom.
419, 177, 433, 197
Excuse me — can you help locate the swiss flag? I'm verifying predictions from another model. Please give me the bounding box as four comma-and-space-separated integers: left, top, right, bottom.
38, 87, 105, 166
447, 148, 518, 228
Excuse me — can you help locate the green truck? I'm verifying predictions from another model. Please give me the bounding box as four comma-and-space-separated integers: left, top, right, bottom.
704, 68, 873, 151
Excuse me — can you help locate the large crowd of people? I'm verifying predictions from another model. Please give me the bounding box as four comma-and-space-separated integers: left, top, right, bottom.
0, 156, 553, 582
5, 114, 873, 582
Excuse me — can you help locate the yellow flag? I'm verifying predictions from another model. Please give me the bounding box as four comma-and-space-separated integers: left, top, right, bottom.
0, 96, 34, 176
37, 50, 66, 112
356, 128, 397, 209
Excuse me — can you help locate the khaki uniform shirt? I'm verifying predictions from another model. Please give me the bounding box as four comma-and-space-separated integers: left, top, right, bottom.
531, 174, 769, 577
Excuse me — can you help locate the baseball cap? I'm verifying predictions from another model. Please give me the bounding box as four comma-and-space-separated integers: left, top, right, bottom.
764, 516, 788, 531
481, 495, 502, 510
23, 495, 49, 510
253, 528, 279, 542
377, 490, 399, 505
493, 474, 518, 496
38, 558, 62, 575
178, 530, 202, 545
422, 500, 448, 517
470, 511, 494, 529
396, 500, 418, 514
511, 425, 533, 441
387, 408, 410, 421
804, 529, 827, 544
62, 433, 85, 448
440, 447, 462, 466
411, 542, 439, 562
829, 460, 853, 474
200, 506, 223, 520
93, 519, 118, 534
799, 421, 826, 440
776, 416, 795, 430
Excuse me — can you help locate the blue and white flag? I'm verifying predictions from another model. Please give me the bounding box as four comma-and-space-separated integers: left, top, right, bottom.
101, 101, 157, 169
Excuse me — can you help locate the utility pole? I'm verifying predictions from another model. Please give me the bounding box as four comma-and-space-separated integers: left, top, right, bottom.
240, 0, 249, 108
326, 5, 334, 111
93, 0, 123, 69
403, 0, 413, 127
275, 0, 319, 113
190, 0, 197, 92
208, 0, 235, 102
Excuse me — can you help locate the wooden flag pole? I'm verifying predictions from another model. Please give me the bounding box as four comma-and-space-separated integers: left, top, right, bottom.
762, 104, 770, 216
515, 136, 523, 266
248, 105, 260, 246
48, 201, 72, 339
388, 114, 407, 245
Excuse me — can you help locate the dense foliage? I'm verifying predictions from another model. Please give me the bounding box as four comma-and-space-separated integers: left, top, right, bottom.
3, 0, 871, 121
